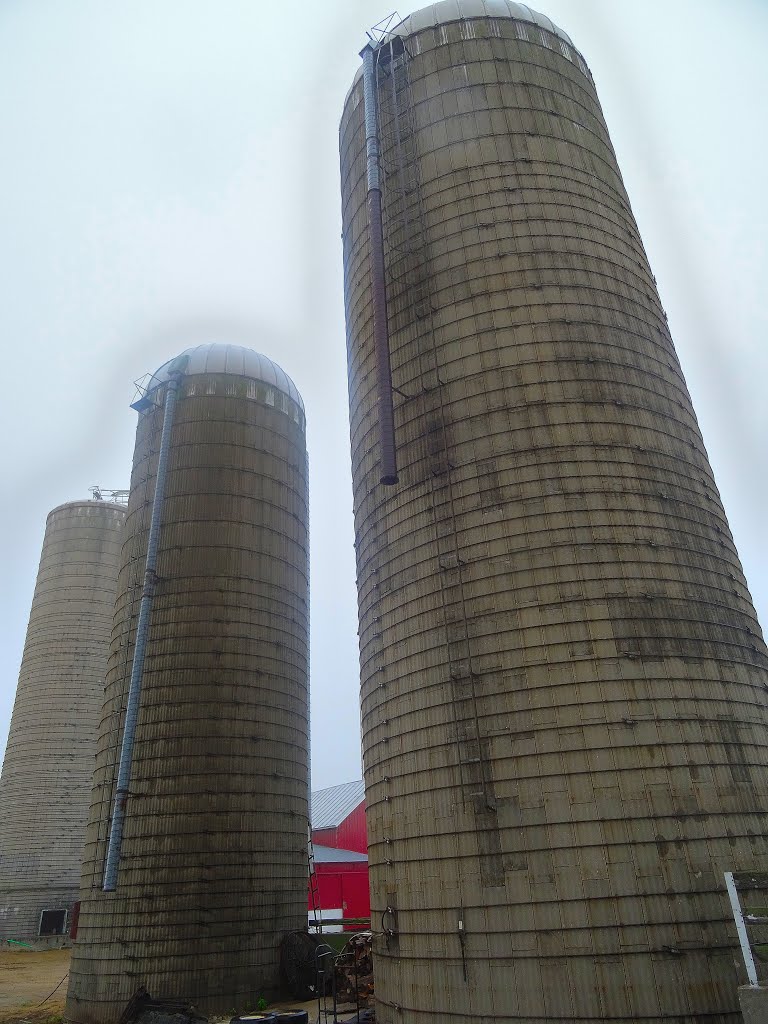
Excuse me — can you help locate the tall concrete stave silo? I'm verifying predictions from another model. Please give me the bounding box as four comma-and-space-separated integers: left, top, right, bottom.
340, 3, 768, 1021
0, 499, 126, 945
65, 343, 309, 1023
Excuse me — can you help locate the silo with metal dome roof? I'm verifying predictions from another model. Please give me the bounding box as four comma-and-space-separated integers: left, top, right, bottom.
341, 2, 768, 1022
65, 343, 309, 1023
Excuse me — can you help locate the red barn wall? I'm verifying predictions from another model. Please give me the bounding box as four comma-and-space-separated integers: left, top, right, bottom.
312, 801, 367, 854
312, 826, 340, 849
308, 861, 370, 924
335, 802, 367, 853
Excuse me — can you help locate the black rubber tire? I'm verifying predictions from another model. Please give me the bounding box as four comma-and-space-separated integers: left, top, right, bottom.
229, 1015, 277, 1024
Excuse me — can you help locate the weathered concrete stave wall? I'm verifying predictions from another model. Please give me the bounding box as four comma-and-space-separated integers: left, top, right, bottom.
0, 501, 125, 945
341, 5, 768, 1022
66, 348, 309, 1022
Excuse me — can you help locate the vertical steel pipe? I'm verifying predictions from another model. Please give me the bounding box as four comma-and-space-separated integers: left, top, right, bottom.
102, 372, 181, 891
361, 43, 398, 486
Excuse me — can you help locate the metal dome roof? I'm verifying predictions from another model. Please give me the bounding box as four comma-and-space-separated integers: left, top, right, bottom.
395, 1, 573, 45
149, 342, 304, 411
344, 2, 577, 104
48, 500, 126, 518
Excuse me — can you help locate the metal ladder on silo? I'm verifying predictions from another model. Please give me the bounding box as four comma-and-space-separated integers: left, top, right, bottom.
308, 835, 323, 935
375, 39, 434, 328
374, 40, 498, 825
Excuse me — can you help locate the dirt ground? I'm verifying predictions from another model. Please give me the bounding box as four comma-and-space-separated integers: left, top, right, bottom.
0, 949, 360, 1024
0, 948, 70, 1023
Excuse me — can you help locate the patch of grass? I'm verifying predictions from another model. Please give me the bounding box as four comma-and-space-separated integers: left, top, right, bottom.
318, 933, 356, 954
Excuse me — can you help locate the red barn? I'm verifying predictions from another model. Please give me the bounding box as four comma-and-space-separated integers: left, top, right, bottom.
309, 845, 369, 928
309, 781, 369, 929
311, 780, 366, 854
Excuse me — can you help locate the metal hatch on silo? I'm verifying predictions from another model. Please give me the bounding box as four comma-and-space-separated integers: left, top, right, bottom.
340, 3, 768, 1022
65, 343, 310, 1024
0, 495, 126, 946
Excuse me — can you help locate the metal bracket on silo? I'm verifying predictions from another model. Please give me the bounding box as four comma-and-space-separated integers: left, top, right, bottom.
102, 369, 183, 892
361, 42, 398, 486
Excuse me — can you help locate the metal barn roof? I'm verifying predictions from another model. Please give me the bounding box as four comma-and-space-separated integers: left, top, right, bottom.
311, 780, 365, 829
313, 845, 368, 864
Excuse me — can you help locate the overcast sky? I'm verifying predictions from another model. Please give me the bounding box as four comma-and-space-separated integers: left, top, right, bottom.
0, 1, 765, 791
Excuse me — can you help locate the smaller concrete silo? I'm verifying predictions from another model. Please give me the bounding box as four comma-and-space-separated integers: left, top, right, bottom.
65, 343, 310, 1024
0, 499, 126, 945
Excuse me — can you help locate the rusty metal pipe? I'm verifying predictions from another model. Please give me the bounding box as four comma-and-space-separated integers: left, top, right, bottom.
362, 43, 398, 485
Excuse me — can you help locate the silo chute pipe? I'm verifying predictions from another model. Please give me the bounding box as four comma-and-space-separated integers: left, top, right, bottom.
362, 43, 398, 485
102, 371, 182, 891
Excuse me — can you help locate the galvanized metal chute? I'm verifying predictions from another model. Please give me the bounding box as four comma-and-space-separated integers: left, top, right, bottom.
66, 344, 310, 1020
360, 39, 398, 486
102, 362, 186, 891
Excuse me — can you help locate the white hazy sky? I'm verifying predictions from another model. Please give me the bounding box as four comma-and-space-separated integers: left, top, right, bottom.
0, 1, 765, 791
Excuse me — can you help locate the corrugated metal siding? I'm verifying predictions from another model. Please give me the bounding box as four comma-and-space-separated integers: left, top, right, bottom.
65, 355, 309, 1023
340, 10, 768, 1024
0, 501, 125, 946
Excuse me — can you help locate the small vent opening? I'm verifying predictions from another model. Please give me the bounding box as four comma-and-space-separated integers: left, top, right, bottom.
39, 909, 67, 936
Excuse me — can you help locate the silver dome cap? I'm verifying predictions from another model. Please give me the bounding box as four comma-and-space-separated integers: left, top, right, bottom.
148, 342, 303, 411
395, 1, 573, 45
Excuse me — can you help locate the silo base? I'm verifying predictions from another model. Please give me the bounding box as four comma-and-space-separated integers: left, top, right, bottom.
738, 985, 768, 1024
